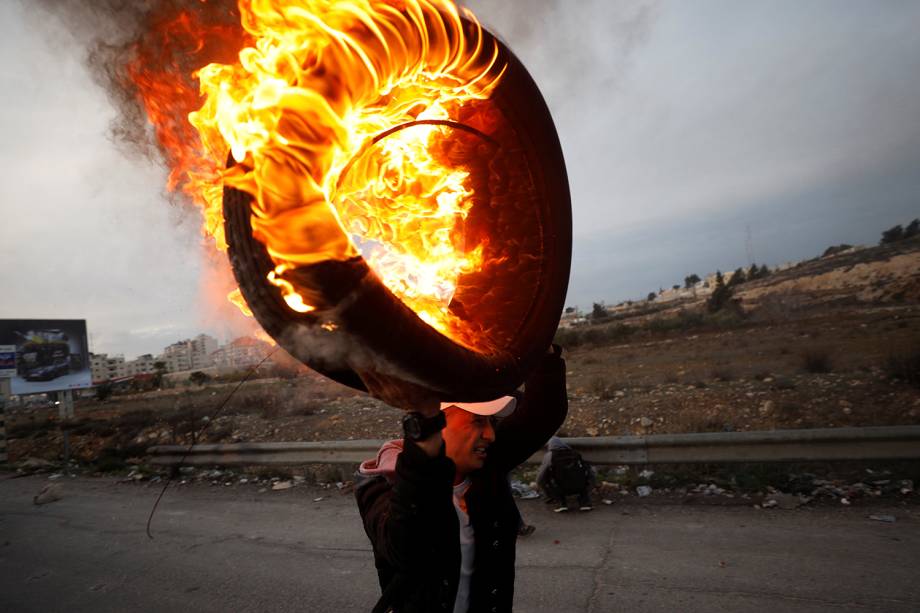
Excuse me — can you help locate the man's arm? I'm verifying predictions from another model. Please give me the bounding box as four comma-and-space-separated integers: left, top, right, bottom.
356, 435, 454, 574
489, 348, 568, 473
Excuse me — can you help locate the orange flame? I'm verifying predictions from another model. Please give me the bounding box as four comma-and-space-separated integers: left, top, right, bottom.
131, 0, 505, 346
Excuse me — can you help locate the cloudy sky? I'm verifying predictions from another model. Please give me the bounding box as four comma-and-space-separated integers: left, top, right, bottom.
2, 0, 919, 359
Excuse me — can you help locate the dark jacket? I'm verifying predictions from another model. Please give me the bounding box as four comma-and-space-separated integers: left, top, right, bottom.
355, 353, 567, 613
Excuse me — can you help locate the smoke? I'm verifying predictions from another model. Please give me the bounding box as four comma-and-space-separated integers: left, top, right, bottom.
463, 0, 658, 104
25, 0, 242, 169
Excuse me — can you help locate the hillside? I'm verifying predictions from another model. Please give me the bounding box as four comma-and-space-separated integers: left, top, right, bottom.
5, 238, 920, 468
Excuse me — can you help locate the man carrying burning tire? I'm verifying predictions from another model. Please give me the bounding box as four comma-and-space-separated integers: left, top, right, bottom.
355, 346, 567, 613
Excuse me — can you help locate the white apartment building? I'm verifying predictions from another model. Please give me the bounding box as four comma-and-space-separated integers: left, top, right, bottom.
126, 354, 156, 377
190, 334, 218, 369
90, 353, 127, 383
159, 334, 218, 373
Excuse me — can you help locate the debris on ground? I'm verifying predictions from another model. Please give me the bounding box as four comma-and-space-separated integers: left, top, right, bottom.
763, 492, 806, 510
636, 485, 652, 497
511, 480, 540, 499
33, 483, 63, 505
868, 514, 896, 523
271, 481, 293, 491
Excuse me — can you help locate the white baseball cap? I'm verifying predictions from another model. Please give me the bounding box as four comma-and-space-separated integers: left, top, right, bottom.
440, 395, 517, 417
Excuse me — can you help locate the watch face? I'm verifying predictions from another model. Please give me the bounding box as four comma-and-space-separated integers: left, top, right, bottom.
404, 416, 422, 439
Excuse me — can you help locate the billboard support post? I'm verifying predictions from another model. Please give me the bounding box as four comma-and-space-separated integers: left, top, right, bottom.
0, 378, 8, 464
58, 389, 73, 465
59, 389, 74, 420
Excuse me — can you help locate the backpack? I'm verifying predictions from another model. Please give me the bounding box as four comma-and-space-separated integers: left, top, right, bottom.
549, 447, 588, 493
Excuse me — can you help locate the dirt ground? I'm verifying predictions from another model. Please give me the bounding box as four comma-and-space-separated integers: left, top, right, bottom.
5, 238, 920, 468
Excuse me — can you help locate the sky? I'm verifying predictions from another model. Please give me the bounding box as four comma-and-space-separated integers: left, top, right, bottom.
2, 0, 919, 359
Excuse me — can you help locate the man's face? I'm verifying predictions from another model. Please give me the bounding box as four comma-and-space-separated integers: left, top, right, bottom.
442, 407, 496, 479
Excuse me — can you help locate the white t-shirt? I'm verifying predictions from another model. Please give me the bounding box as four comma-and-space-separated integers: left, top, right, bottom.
452, 479, 474, 613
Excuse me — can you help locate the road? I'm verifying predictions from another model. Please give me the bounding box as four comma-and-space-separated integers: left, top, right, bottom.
1, 474, 918, 612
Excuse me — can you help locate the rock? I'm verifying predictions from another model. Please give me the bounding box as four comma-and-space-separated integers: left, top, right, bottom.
868, 514, 896, 523
639, 417, 653, 428
842, 407, 852, 415
271, 481, 293, 491
636, 485, 653, 497
759, 400, 775, 416
764, 493, 802, 510
638, 469, 655, 480
20, 458, 55, 471
602, 499, 614, 505
900, 480, 914, 495
33, 484, 63, 506
840, 497, 851, 506
585, 427, 599, 436
313, 496, 325, 502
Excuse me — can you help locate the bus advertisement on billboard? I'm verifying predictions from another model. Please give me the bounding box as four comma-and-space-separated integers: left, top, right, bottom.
0, 320, 92, 395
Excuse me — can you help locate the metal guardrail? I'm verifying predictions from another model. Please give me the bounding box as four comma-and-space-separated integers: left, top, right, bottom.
148, 425, 920, 467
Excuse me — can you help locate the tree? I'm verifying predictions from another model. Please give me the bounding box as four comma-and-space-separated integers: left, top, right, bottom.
727, 267, 746, 288
96, 382, 113, 401
189, 371, 211, 386
591, 302, 609, 321
880, 224, 904, 245
684, 274, 701, 289
747, 263, 759, 279
905, 218, 920, 239
672, 284, 680, 290
707, 271, 732, 312
153, 360, 168, 388
647, 292, 657, 302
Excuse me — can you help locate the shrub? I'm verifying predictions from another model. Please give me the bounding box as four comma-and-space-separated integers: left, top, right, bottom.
802, 350, 832, 374
885, 348, 920, 387
96, 382, 113, 401
822, 244, 852, 257
189, 371, 211, 386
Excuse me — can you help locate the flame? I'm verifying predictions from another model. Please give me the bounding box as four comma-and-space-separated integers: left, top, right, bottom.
227, 288, 254, 316
131, 0, 505, 347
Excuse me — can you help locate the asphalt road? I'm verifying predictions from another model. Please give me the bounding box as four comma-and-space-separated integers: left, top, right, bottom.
1, 474, 918, 612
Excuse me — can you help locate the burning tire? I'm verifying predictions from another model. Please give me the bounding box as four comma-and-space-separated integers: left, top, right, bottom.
221, 19, 570, 405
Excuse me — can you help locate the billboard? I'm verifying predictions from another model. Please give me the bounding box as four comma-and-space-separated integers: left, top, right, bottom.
0, 345, 16, 378
0, 320, 92, 395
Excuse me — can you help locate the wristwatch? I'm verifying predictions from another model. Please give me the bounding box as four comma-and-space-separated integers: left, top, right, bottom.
402, 411, 446, 441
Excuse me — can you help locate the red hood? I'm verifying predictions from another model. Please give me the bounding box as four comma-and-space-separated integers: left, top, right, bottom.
358, 439, 404, 483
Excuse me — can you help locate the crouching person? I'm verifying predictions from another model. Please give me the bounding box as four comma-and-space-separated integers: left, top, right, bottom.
537, 436, 596, 512
355, 347, 567, 613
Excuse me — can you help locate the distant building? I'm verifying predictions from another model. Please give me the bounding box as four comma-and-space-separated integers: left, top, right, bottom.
159, 334, 219, 373
126, 354, 155, 377
190, 334, 218, 369
558, 309, 587, 329
211, 336, 273, 369
89, 353, 127, 383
